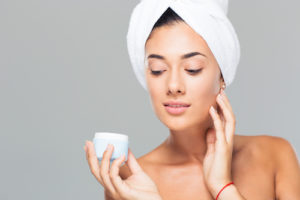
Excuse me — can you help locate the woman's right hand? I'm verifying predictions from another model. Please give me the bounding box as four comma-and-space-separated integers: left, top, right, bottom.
84, 141, 163, 200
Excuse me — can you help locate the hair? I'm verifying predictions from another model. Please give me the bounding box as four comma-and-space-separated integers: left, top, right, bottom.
147, 7, 185, 41
152, 7, 184, 30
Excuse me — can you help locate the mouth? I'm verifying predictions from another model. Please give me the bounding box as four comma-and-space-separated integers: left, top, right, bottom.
163, 102, 190, 115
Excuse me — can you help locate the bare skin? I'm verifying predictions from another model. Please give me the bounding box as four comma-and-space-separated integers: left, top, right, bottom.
98, 21, 300, 200
119, 134, 300, 200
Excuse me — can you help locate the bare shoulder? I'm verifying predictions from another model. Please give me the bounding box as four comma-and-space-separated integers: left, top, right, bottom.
247, 134, 298, 161
237, 134, 300, 197
233, 134, 292, 154
264, 135, 300, 199
233, 134, 300, 199
232, 134, 295, 168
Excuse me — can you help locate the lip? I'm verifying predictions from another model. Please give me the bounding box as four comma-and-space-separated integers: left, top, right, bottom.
163, 101, 191, 107
163, 101, 190, 115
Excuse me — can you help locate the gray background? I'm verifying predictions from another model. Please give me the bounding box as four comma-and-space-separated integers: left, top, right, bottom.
1, 0, 299, 199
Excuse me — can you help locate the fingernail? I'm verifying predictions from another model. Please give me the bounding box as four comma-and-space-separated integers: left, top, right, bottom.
217, 93, 223, 100
210, 106, 216, 113
221, 89, 226, 96
106, 144, 113, 150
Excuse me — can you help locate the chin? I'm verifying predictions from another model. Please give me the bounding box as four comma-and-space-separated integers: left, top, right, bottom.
161, 117, 193, 131
159, 112, 211, 131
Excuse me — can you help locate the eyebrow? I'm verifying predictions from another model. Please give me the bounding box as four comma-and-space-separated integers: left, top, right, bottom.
147, 51, 207, 60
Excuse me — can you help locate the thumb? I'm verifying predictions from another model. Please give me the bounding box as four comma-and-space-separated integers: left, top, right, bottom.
126, 148, 143, 174
205, 128, 216, 155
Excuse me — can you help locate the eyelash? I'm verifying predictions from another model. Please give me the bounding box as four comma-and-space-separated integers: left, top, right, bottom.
150, 69, 202, 76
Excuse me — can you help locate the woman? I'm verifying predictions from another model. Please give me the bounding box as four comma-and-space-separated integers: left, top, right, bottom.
84, 4, 300, 200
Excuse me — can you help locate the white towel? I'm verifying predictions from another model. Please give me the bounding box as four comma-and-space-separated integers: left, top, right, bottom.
126, 0, 241, 91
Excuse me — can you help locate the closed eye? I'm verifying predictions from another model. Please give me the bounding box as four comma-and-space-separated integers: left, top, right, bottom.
150, 70, 165, 75
150, 68, 202, 76
186, 69, 202, 74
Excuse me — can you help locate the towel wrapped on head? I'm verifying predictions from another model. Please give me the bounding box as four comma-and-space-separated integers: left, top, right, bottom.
126, 0, 241, 91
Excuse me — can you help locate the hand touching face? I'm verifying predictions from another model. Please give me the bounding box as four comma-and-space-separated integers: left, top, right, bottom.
203, 89, 237, 199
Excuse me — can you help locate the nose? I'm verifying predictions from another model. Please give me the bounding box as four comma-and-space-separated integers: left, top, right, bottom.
167, 69, 185, 95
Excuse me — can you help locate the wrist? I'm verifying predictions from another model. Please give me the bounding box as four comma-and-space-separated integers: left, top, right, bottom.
215, 183, 236, 200
212, 183, 246, 200
210, 181, 235, 200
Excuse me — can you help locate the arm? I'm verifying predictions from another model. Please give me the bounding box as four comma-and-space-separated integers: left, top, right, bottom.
274, 137, 300, 199
214, 184, 247, 200
204, 89, 247, 200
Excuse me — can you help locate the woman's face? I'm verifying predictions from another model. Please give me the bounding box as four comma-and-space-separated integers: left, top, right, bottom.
145, 21, 224, 131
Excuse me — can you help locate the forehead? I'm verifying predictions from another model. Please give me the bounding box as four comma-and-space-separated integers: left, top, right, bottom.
145, 22, 212, 61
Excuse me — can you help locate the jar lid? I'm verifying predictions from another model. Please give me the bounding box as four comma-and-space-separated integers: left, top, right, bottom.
94, 132, 128, 140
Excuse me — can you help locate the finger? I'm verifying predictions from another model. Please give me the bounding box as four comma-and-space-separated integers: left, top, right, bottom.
110, 154, 131, 199
220, 89, 236, 133
216, 93, 236, 144
85, 141, 104, 185
216, 104, 226, 128
209, 105, 226, 145
220, 89, 234, 113
100, 144, 118, 196
126, 148, 143, 174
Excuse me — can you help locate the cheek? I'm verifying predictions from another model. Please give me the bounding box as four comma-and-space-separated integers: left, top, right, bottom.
147, 81, 164, 111
148, 81, 161, 102
190, 81, 216, 99
189, 80, 219, 113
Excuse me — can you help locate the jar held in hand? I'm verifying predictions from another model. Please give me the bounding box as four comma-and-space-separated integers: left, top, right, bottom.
93, 132, 129, 165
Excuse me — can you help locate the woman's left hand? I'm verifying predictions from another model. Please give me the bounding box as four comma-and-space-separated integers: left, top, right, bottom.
203, 88, 236, 198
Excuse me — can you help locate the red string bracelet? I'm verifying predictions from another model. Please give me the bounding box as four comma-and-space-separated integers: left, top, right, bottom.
215, 181, 234, 200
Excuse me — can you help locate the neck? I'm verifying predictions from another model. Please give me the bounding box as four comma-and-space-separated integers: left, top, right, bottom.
163, 119, 214, 165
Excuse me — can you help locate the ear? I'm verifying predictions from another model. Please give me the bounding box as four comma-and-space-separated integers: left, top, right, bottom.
219, 73, 226, 92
